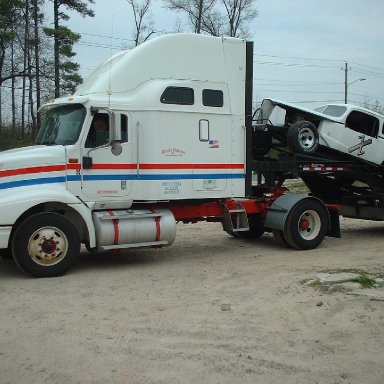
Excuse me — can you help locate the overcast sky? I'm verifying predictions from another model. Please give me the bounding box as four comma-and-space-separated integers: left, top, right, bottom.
65, 0, 384, 109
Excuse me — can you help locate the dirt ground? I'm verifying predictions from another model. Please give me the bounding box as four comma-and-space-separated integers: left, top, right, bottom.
1, 217, 384, 384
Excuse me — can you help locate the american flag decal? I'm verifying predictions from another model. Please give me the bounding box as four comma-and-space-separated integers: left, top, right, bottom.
209, 140, 219, 148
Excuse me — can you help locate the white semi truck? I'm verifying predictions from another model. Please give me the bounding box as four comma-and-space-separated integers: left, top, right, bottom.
0, 34, 340, 277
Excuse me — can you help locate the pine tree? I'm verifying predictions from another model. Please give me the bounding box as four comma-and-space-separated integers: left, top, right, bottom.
44, 0, 94, 97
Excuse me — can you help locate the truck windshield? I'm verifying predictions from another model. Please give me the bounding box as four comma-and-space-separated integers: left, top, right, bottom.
36, 104, 86, 145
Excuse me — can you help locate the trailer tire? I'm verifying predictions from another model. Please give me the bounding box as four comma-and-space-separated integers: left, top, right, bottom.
12, 213, 80, 277
287, 121, 319, 154
284, 199, 328, 250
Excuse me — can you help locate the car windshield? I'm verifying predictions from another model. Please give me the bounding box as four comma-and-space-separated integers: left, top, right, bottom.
36, 104, 86, 145
314, 105, 347, 118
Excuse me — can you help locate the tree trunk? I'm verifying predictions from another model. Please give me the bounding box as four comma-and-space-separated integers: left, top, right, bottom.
11, 36, 16, 137
54, 0, 60, 98
33, 0, 41, 130
21, 0, 30, 138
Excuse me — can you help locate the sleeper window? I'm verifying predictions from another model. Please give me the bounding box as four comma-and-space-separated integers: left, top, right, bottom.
203, 89, 223, 107
161, 87, 194, 105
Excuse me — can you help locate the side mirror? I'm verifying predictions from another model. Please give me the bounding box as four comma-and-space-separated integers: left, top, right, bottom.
111, 141, 123, 156
82, 156, 93, 169
110, 112, 121, 143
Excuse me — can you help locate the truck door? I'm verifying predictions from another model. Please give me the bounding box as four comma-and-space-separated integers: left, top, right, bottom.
81, 111, 134, 198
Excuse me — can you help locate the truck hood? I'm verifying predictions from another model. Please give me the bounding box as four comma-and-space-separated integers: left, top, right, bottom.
0, 145, 66, 171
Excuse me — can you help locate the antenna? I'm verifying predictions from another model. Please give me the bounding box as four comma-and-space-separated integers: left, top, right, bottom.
107, 14, 115, 107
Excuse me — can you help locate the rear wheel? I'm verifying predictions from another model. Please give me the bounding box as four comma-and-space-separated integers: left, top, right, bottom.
12, 213, 80, 277
283, 199, 328, 250
272, 229, 289, 247
287, 120, 319, 154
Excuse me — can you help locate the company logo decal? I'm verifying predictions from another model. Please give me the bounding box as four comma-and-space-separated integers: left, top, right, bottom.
348, 135, 372, 156
162, 148, 186, 157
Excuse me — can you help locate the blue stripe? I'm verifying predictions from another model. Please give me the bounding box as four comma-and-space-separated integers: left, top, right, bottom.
83, 174, 136, 181
81, 173, 244, 181
67, 175, 81, 181
138, 173, 244, 180
0, 173, 244, 190
0, 176, 66, 190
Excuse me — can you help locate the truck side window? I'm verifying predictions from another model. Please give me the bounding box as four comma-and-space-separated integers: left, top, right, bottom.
85, 113, 109, 148
161, 87, 194, 105
346, 111, 379, 138
203, 89, 223, 107
121, 114, 128, 142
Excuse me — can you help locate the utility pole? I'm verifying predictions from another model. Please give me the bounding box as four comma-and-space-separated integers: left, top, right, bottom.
344, 62, 348, 104
344, 61, 366, 104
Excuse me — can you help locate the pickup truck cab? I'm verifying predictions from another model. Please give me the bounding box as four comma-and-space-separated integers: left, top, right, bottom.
254, 99, 384, 167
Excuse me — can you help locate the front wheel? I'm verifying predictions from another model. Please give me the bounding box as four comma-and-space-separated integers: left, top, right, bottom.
12, 213, 80, 277
287, 120, 319, 154
283, 199, 329, 250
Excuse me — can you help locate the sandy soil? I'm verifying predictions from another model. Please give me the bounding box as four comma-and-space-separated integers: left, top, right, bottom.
1, 217, 384, 384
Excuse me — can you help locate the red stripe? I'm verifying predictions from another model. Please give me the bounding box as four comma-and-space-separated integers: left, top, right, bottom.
0, 162, 243, 178
67, 164, 81, 170
0, 165, 66, 178
90, 164, 137, 170
151, 209, 161, 241
139, 163, 244, 170
107, 211, 119, 245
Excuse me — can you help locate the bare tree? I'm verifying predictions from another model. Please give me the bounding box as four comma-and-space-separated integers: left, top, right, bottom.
201, 9, 225, 36
126, 0, 156, 47
221, 0, 257, 37
165, 0, 257, 38
165, 0, 216, 34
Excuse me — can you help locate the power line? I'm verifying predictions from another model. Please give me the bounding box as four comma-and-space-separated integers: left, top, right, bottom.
350, 68, 384, 80
253, 60, 337, 69
255, 89, 343, 94
350, 61, 384, 75
253, 78, 344, 85
254, 53, 344, 63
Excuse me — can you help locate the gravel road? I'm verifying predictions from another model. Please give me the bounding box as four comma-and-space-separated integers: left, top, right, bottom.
1, 217, 384, 384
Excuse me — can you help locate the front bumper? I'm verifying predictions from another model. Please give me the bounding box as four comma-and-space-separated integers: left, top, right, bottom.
0, 226, 12, 249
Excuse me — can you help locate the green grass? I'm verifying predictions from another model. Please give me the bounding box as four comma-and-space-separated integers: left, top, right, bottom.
352, 275, 375, 288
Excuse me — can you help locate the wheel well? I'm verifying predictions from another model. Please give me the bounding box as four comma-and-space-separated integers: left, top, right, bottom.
286, 109, 321, 128
12, 203, 89, 245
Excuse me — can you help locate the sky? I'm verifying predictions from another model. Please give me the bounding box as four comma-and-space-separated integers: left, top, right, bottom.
63, 0, 384, 110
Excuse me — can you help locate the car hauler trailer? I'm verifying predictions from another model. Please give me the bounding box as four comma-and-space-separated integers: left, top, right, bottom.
0, 34, 340, 277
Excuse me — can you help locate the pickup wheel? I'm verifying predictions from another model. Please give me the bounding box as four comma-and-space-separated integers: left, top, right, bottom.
287, 121, 319, 154
0, 247, 13, 259
284, 199, 328, 250
12, 213, 80, 277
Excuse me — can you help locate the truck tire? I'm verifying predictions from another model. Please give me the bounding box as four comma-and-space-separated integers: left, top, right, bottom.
0, 247, 13, 259
283, 199, 328, 250
233, 215, 265, 239
253, 131, 272, 158
287, 121, 319, 154
12, 212, 80, 277
272, 229, 289, 247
